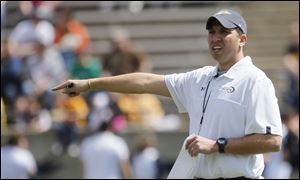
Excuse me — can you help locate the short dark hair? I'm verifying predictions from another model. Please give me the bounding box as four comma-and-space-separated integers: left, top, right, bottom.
7, 134, 24, 146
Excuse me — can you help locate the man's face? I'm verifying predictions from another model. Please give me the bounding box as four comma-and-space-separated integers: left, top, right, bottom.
208, 23, 242, 64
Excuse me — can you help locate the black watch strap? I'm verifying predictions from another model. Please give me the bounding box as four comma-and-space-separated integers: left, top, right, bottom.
217, 137, 227, 153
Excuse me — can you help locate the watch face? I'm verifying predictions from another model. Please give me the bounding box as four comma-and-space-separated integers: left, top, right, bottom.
219, 139, 224, 144
218, 138, 227, 153
218, 138, 226, 144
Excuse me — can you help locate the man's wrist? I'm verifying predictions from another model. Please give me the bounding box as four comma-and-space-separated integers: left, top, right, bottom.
88, 79, 92, 90
212, 140, 219, 153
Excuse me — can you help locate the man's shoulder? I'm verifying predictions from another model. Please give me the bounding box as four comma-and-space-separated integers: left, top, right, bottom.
193, 66, 215, 73
165, 66, 213, 80
81, 133, 100, 146
243, 64, 272, 84
248, 64, 268, 78
180, 66, 215, 78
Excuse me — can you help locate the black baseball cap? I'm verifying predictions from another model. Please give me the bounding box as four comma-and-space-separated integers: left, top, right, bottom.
206, 9, 247, 34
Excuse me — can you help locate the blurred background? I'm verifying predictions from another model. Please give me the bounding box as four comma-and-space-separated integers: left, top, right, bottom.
1, 1, 298, 179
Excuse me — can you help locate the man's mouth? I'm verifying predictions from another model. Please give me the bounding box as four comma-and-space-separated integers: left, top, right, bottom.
211, 45, 223, 53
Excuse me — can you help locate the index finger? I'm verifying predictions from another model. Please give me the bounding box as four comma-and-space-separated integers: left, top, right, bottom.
51, 82, 68, 91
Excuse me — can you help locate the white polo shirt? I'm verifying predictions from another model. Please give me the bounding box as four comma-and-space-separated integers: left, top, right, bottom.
165, 56, 282, 178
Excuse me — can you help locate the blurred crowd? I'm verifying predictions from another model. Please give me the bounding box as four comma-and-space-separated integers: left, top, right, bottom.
1, 1, 299, 179
262, 21, 299, 179
1, 1, 180, 179
1, 1, 184, 133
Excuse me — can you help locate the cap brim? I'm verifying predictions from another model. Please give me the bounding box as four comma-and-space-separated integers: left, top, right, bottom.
206, 16, 236, 30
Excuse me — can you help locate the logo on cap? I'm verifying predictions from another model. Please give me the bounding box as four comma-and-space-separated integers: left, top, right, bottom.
215, 10, 231, 15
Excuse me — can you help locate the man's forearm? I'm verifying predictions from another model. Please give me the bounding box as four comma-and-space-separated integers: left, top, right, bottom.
186, 134, 282, 157
225, 134, 282, 154
89, 73, 171, 97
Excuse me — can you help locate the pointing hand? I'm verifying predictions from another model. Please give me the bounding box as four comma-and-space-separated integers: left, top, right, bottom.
52, 79, 90, 97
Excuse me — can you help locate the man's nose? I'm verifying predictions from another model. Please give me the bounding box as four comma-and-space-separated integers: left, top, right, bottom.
211, 34, 221, 42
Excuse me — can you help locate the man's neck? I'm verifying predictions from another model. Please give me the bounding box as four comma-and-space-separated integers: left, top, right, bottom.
218, 54, 244, 71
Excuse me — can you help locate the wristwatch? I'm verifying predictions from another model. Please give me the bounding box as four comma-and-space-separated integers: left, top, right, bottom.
217, 137, 227, 153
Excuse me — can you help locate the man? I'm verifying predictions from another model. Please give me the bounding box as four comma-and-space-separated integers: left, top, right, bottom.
80, 121, 132, 179
53, 9, 282, 179
1, 134, 38, 179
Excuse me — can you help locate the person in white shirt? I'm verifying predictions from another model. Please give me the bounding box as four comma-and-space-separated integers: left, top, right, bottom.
53, 9, 283, 179
1, 134, 37, 179
131, 135, 161, 179
80, 121, 132, 179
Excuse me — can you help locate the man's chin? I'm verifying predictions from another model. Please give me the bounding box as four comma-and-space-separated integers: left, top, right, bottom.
211, 54, 222, 62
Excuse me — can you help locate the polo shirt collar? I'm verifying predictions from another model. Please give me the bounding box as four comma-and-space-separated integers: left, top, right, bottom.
209, 56, 253, 79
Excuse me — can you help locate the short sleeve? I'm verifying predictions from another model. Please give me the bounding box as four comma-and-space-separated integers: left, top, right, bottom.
21, 150, 37, 175
245, 78, 283, 136
165, 70, 202, 113
115, 137, 130, 161
165, 73, 188, 113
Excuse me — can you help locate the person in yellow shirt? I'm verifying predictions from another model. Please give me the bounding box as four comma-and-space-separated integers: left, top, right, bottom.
117, 94, 165, 129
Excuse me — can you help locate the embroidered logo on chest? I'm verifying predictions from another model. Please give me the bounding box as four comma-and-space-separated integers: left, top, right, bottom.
222, 86, 235, 93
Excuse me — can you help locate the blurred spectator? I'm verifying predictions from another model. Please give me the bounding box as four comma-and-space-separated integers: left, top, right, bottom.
263, 151, 292, 179
59, 94, 89, 129
13, 96, 35, 130
54, 8, 91, 72
131, 135, 162, 179
281, 21, 299, 179
26, 40, 68, 91
51, 94, 89, 157
87, 91, 127, 132
1, 134, 37, 179
103, 27, 165, 130
117, 94, 165, 130
80, 121, 132, 179
282, 21, 299, 113
7, 9, 55, 60
12, 95, 52, 132
54, 8, 90, 53
71, 53, 102, 80
25, 38, 68, 110
103, 27, 152, 76
263, 115, 292, 179
1, 97, 7, 131
19, 1, 61, 20
28, 99, 53, 133
283, 112, 299, 179
1, 41, 26, 107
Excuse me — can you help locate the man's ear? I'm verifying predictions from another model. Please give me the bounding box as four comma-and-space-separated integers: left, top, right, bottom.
240, 34, 247, 47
